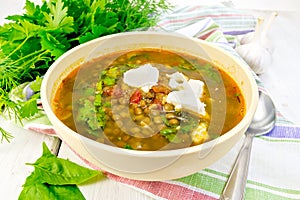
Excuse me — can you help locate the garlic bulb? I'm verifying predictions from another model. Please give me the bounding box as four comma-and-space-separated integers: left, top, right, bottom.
236, 41, 272, 74
236, 13, 278, 74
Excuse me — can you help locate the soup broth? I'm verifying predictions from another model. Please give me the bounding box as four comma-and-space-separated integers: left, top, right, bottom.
53, 48, 245, 151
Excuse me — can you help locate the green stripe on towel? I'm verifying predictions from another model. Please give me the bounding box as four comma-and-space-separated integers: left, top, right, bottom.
176, 168, 300, 199
258, 136, 300, 143
248, 180, 300, 195
203, 168, 228, 178
245, 188, 296, 200
176, 172, 225, 195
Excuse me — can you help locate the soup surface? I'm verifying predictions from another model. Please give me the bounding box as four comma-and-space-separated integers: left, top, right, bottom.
53, 48, 245, 151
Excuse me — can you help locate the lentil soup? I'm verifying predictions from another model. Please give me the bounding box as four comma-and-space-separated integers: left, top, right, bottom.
53, 48, 245, 151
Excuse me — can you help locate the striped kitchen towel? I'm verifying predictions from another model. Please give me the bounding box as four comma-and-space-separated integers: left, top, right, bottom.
15, 4, 300, 200
150, 4, 256, 48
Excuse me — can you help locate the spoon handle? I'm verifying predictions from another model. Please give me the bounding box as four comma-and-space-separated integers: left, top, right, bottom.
220, 134, 255, 200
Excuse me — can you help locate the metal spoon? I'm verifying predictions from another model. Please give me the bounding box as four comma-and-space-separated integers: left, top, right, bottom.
220, 91, 276, 200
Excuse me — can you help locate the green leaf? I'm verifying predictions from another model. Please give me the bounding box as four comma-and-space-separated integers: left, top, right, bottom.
20, 19, 42, 37
3, 20, 41, 39
105, 66, 120, 78
39, 30, 66, 59
19, 182, 85, 200
24, 0, 36, 16
21, 165, 85, 199
19, 143, 104, 199
43, 0, 74, 33
5, 14, 23, 22
42, 142, 54, 157
124, 144, 133, 150
27, 143, 102, 185
19, 98, 39, 118
47, 184, 85, 200
103, 76, 116, 86
22, 0, 48, 25
96, 107, 106, 128
78, 32, 94, 44
19, 182, 56, 200
29, 76, 43, 92
195, 64, 222, 83
76, 99, 100, 131
165, 134, 181, 143
22, 170, 43, 187
91, 0, 106, 10
0, 23, 26, 41
160, 128, 176, 136
1, 36, 41, 61
19, 37, 42, 58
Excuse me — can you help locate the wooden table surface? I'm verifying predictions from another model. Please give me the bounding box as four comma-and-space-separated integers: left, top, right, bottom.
1, 0, 300, 199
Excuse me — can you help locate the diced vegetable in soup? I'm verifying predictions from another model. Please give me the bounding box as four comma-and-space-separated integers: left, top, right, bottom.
53, 49, 245, 151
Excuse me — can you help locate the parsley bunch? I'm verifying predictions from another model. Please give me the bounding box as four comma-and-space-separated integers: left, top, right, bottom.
0, 0, 170, 141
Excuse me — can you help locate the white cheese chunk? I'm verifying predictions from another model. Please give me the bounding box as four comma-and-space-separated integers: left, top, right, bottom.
188, 79, 204, 98
166, 72, 206, 115
123, 64, 159, 92
166, 72, 187, 90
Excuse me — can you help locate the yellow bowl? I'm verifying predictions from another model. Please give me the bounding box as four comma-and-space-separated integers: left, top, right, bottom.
41, 31, 258, 181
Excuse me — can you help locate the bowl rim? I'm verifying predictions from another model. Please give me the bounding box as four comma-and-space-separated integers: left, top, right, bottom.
41, 31, 259, 158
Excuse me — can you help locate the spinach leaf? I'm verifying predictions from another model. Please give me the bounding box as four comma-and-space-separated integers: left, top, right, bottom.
27, 143, 102, 185
19, 169, 85, 200
19, 182, 85, 200
19, 143, 104, 199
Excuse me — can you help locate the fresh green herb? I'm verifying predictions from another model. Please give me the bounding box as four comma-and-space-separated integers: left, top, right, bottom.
103, 76, 116, 86
0, 0, 171, 141
103, 66, 120, 78
76, 99, 100, 133
179, 113, 199, 134
195, 64, 222, 83
101, 66, 121, 85
159, 112, 200, 143
161, 116, 171, 127
128, 53, 150, 62
159, 128, 182, 143
19, 98, 39, 118
124, 144, 133, 150
235, 92, 241, 103
165, 134, 181, 143
30, 77, 43, 92
160, 128, 179, 143
94, 79, 106, 128
160, 128, 176, 136
19, 142, 104, 200
95, 106, 106, 128
174, 62, 197, 71
94, 64, 136, 128
102, 101, 111, 108
0, 126, 14, 142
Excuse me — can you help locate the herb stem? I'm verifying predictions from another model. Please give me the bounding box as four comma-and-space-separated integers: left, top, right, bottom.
0, 126, 14, 143
10, 49, 48, 66
5, 37, 29, 60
